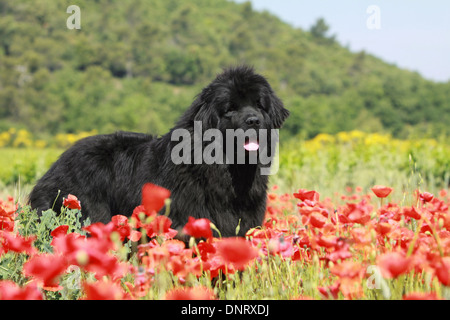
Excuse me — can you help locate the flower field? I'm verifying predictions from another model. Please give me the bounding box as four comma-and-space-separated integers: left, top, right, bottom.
1, 183, 450, 300
1, 131, 450, 300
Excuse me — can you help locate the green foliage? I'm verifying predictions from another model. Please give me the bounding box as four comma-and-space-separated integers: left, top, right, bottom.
0, 148, 62, 186
0, 0, 449, 139
309, 17, 336, 44
16, 205, 90, 251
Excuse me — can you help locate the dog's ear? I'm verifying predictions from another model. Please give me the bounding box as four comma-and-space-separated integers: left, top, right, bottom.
268, 93, 290, 129
193, 101, 220, 130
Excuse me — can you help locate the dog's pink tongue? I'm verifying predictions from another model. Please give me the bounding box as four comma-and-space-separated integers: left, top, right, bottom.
244, 142, 259, 151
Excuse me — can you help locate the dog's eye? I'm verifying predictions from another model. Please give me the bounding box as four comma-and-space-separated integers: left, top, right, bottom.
257, 101, 265, 110
224, 103, 237, 116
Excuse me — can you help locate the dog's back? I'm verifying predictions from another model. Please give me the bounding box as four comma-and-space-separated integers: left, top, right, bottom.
29, 131, 154, 222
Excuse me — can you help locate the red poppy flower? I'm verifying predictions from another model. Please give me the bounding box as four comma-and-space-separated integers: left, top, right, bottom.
164, 286, 216, 300
330, 261, 363, 279
63, 194, 81, 210
351, 227, 371, 244
316, 235, 338, 249
23, 254, 68, 290
403, 292, 440, 300
215, 237, 258, 270
371, 185, 393, 198
377, 252, 411, 278
141, 183, 171, 214
402, 206, 421, 220
309, 212, 327, 228
376, 222, 392, 235
0, 207, 10, 218
83, 250, 127, 280
132, 205, 146, 218
326, 247, 352, 263
342, 199, 372, 225
162, 239, 186, 254
0, 207, 13, 219
197, 240, 216, 261
84, 222, 115, 241
266, 237, 293, 258
339, 278, 364, 299
0, 232, 37, 255
293, 189, 320, 202
50, 232, 86, 253
111, 215, 142, 242
143, 215, 175, 238
203, 254, 236, 278
168, 255, 202, 279
83, 280, 130, 300
318, 282, 340, 299
434, 257, 450, 286
0, 281, 43, 300
51, 225, 69, 238
0, 218, 14, 232
129, 230, 142, 242
51, 226, 127, 280
419, 192, 434, 203
182, 216, 213, 239
0, 197, 17, 220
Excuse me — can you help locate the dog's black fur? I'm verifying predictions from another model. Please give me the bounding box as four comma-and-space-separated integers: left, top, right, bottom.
29, 66, 289, 237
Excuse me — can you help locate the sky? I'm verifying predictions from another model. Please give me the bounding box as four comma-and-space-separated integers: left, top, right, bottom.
233, 0, 450, 83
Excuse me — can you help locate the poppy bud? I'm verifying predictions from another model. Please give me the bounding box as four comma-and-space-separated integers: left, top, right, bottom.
76, 250, 89, 266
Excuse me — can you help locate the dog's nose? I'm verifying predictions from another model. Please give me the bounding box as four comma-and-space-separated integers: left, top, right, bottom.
245, 116, 261, 128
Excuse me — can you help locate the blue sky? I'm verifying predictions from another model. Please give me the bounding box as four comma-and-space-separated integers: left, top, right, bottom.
233, 0, 450, 82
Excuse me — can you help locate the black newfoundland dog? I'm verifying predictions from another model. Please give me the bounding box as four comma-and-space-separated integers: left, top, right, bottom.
29, 66, 289, 237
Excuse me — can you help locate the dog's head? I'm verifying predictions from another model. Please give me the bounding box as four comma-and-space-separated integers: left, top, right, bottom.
189, 66, 289, 151
195, 66, 289, 130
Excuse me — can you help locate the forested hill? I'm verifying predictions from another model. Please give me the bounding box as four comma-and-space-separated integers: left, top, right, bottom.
1, 0, 449, 139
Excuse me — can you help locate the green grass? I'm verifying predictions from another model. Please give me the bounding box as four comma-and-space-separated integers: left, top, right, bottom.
0, 148, 62, 201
